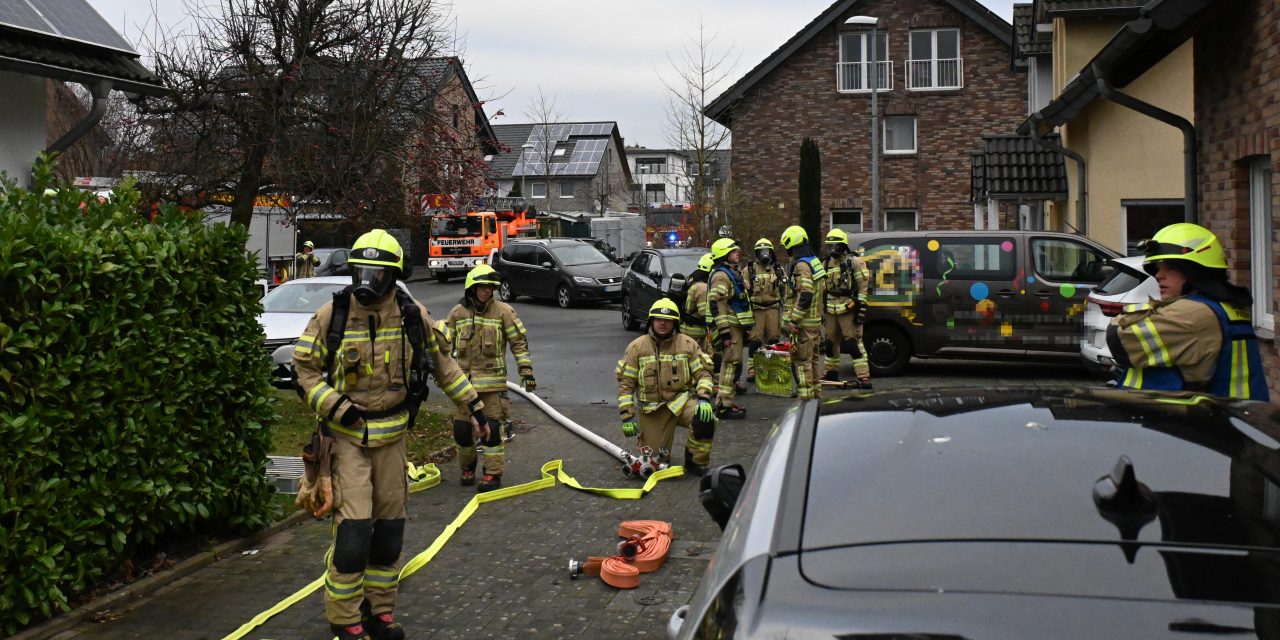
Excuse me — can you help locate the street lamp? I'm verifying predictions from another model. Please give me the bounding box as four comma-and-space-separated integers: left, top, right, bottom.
845, 15, 880, 231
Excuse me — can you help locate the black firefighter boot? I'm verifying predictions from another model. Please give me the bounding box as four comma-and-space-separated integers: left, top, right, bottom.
330, 622, 372, 640
477, 474, 503, 493
683, 449, 707, 478
361, 599, 406, 640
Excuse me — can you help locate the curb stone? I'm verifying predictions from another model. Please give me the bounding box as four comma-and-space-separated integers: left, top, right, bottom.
12, 509, 314, 640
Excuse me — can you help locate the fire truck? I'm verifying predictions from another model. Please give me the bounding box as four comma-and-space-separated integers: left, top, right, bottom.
427, 209, 539, 282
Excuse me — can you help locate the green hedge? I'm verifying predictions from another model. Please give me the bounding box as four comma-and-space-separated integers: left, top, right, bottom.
0, 164, 277, 633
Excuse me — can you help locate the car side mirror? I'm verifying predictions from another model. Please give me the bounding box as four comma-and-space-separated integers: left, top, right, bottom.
666, 273, 687, 294
331, 252, 347, 267
648, 270, 662, 280
540, 261, 553, 269
699, 464, 745, 531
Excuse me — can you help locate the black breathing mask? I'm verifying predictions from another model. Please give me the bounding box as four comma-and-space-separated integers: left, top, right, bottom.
352, 265, 395, 305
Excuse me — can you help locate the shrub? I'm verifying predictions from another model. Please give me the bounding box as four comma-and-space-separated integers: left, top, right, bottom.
0, 161, 276, 633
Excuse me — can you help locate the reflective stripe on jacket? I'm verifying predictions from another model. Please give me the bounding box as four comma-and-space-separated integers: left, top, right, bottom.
681, 281, 709, 339
747, 262, 785, 308
787, 256, 826, 327
617, 332, 714, 419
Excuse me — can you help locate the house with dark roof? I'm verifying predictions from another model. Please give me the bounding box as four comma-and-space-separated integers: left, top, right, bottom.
704, 0, 1025, 233
403, 56, 499, 212
0, 0, 166, 186
624, 147, 731, 208
1014, 0, 1188, 254
485, 121, 632, 215
1008, 0, 1279, 397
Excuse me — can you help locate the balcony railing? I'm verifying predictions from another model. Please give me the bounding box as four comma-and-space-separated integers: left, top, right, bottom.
906, 58, 964, 90
836, 60, 893, 93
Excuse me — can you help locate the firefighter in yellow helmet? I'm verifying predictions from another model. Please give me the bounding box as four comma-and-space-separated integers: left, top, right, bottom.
745, 238, 786, 382
821, 229, 872, 388
444, 264, 535, 492
294, 229, 488, 640
706, 237, 753, 418
1107, 223, 1269, 400
617, 298, 717, 475
679, 253, 715, 346
779, 225, 827, 399
296, 240, 320, 279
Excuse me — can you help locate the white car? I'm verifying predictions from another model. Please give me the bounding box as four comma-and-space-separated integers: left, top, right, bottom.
259, 276, 410, 387
1080, 255, 1161, 375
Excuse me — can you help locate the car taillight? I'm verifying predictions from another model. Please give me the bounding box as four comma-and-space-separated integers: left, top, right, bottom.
1089, 295, 1124, 317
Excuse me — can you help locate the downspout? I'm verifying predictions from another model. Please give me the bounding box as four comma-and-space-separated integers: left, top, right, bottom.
1028, 113, 1088, 236
45, 80, 113, 154
1092, 63, 1197, 223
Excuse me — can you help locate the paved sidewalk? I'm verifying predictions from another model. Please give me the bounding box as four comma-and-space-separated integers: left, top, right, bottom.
47, 392, 793, 639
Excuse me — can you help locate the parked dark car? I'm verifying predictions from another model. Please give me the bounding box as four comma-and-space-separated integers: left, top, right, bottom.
672, 387, 1280, 639
312, 247, 351, 277
620, 247, 709, 331
491, 238, 625, 308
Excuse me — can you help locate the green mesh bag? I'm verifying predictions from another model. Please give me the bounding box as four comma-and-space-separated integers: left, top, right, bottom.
752, 349, 795, 398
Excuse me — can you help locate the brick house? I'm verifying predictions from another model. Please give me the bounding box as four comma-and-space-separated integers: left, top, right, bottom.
704, 0, 1026, 233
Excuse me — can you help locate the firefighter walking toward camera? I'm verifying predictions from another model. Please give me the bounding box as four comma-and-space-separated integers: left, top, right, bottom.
780, 225, 827, 400
680, 254, 715, 348
617, 298, 717, 475
296, 240, 320, 279
444, 264, 536, 492
707, 238, 752, 419
294, 229, 489, 640
1107, 222, 1269, 400
821, 229, 872, 388
745, 238, 786, 382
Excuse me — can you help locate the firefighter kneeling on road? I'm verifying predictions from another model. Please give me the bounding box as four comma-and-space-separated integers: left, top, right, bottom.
444, 264, 536, 492
821, 229, 872, 388
1107, 222, 1269, 400
617, 298, 718, 477
294, 229, 489, 640
780, 225, 827, 400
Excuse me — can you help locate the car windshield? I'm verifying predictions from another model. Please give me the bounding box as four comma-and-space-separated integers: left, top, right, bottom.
261, 282, 348, 313
431, 216, 483, 237
551, 244, 610, 266
665, 254, 703, 278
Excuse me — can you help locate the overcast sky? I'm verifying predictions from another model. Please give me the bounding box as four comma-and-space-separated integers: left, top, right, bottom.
90, 0, 1017, 148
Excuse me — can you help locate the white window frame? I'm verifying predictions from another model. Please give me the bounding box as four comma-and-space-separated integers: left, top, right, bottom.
1250, 157, 1276, 333
883, 116, 917, 155
837, 31, 891, 93
531, 182, 547, 199
907, 28, 963, 90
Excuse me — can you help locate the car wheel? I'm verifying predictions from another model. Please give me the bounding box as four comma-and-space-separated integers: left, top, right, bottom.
621, 296, 641, 331
864, 324, 912, 377
435, 272, 450, 283
499, 280, 517, 302
557, 285, 573, 309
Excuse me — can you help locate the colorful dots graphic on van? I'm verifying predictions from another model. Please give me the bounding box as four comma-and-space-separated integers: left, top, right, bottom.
1001, 322, 1013, 337
1000, 240, 1013, 252
927, 240, 940, 251
977, 299, 996, 319
1060, 283, 1078, 298
947, 318, 955, 329
1040, 300, 1052, 312
1027, 276, 1036, 284
970, 282, 989, 300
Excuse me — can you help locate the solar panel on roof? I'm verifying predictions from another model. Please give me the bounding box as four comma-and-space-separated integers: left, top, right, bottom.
0, 0, 137, 54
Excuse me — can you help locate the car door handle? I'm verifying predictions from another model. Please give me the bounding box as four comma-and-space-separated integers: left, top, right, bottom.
1034, 291, 1053, 299
996, 289, 1016, 298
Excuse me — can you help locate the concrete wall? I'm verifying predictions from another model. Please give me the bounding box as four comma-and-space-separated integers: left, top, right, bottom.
1054, 17, 1193, 253
725, 0, 1026, 231
0, 72, 48, 187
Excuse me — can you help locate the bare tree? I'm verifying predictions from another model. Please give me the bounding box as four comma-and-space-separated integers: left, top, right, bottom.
131, 0, 454, 228
661, 20, 736, 244
521, 86, 565, 207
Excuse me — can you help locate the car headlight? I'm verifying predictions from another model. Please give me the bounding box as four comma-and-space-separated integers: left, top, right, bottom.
573, 276, 596, 284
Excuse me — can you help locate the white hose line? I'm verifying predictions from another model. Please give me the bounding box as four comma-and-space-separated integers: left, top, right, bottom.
506, 381, 627, 461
